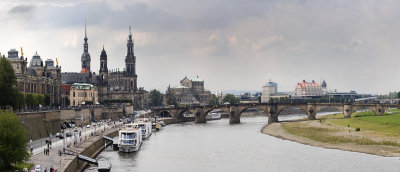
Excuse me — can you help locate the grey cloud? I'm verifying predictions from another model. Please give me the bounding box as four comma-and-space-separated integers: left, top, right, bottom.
9, 5, 35, 14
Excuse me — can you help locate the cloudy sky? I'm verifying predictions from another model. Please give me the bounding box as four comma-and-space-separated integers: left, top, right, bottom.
1, 0, 400, 94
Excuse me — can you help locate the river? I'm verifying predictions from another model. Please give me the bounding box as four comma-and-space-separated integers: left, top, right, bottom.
85, 114, 400, 172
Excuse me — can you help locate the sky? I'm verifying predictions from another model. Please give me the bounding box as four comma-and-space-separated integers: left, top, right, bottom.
1, 0, 400, 94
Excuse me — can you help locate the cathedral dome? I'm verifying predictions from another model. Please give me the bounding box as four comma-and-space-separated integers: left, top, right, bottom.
30, 51, 43, 67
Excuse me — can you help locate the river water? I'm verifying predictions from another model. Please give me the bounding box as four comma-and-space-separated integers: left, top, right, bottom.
85, 114, 400, 172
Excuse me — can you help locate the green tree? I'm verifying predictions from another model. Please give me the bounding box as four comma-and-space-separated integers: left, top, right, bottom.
167, 97, 178, 107
0, 111, 30, 169
17, 92, 25, 108
25, 94, 34, 106
37, 94, 44, 105
0, 56, 19, 109
208, 94, 220, 106
222, 94, 240, 104
149, 89, 164, 107
44, 94, 50, 105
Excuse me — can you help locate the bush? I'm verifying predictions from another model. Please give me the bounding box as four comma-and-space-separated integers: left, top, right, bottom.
355, 127, 361, 131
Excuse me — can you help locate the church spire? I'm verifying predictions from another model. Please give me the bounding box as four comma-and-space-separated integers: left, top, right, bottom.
84, 17, 88, 43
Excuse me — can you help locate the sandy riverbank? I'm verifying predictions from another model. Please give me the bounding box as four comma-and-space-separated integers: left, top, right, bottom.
262, 120, 400, 157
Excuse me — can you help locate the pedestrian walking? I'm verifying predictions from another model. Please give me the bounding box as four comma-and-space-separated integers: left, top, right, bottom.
30, 146, 33, 153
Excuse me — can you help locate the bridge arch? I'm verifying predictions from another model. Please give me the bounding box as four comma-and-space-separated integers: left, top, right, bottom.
351, 106, 377, 117
275, 105, 308, 121
157, 110, 172, 118
315, 105, 343, 118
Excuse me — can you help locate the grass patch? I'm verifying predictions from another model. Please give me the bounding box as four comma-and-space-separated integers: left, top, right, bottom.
317, 113, 344, 119
329, 111, 400, 135
282, 123, 400, 147
1, 162, 33, 172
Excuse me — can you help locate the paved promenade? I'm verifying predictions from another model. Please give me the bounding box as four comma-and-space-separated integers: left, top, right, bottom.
29, 123, 120, 171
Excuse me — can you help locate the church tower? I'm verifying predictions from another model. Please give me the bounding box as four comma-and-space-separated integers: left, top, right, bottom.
125, 26, 137, 92
81, 19, 91, 73
99, 46, 108, 83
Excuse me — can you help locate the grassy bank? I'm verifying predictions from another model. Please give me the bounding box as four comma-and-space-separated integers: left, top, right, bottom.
282, 122, 400, 147
318, 109, 400, 136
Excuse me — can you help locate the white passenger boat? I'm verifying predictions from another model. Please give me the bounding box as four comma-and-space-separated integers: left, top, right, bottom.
118, 123, 142, 152
136, 119, 152, 139
207, 110, 222, 120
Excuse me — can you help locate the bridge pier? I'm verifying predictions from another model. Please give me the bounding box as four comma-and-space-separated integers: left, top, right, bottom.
343, 104, 352, 118
229, 109, 240, 124
267, 104, 279, 124
194, 110, 207, 123
307, 104, 317, 120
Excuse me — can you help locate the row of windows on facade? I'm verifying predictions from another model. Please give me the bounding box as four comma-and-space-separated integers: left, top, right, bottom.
72, 91, 97, 98
20, 83, 56, 94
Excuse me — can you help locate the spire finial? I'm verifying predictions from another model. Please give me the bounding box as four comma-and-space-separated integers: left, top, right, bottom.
129, 25, 132, 37
103, 45, 104, 50
85, 17, 87, 38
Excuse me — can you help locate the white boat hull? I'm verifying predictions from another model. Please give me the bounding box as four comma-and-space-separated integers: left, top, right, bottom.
118, 142, 142, 153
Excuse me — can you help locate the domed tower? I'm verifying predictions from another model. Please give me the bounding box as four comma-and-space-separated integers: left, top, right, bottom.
99, 46, 108, 83
321, 80, 327, 89
30, 51, 43, 68
81, 19, 91, 73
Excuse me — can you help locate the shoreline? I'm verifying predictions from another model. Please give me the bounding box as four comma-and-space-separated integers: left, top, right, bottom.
261, 121, 400, 157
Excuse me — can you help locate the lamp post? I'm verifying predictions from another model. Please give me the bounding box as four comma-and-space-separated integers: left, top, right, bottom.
21, 121, 32, 142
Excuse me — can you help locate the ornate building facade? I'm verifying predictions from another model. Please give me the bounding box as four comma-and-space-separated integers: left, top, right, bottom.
294, 80, 327, 97
7, 48, 62, 105
61, 24, 148, 109
166, 76, 213, 106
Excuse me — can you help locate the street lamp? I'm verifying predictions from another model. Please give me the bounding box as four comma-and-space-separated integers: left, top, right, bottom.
21, 121, 32, 142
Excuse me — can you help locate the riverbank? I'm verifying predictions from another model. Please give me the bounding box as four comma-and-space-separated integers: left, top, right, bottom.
29, 125, 119, 172
262, 112, 400, 157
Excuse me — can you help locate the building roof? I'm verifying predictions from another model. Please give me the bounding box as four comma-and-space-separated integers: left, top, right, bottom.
27, 68, 37, 77
174, 85, 189, 89
191, 76, 203, 82
71, 83, 96, 90
296, 80, 321, 89
7, 49, 19, 59
61, 72, 90, 84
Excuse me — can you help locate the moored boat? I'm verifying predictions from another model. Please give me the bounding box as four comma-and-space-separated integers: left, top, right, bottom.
118, 123, 142, 152
136, 119, 152, 139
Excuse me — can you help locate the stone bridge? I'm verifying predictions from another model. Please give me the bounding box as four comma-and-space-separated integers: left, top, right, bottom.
151, 103, 400, 124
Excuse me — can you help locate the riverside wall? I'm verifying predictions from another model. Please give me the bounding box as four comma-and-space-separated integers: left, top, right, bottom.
17, 105, 132, 140
62, 129, 119, 172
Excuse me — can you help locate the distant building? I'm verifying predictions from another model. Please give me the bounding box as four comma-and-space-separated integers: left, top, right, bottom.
166, 76, 213, 106
69, 83, 98, 106
261, 81, 278, 103
7, 48, 62, 105
61, 24, 148, 109
294, 80, 326, 97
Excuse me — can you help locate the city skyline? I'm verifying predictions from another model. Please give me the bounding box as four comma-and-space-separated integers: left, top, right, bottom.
1, 0, 400, 94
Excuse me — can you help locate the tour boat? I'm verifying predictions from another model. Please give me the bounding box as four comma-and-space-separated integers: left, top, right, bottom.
206, 110, 222, 120
136, 119, 152, 139
97, 157, 112, 172
118, 123, 142, 152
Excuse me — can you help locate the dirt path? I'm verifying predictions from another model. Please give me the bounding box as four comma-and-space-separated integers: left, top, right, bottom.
261, 121, 400, 157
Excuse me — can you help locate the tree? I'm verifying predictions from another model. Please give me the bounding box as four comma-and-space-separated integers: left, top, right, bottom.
25, 94, 34, 107
222, 94, 240, 104
44, 94, 50, 105
208, 94, 220, 106
0, 111, 30, 169
0, 56, 19, 109
167, 97, 178, 107
148, 89, 164, 107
